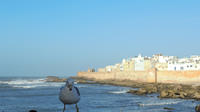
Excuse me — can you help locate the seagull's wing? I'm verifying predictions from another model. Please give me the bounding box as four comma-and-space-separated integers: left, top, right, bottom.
74, 86, 80, 96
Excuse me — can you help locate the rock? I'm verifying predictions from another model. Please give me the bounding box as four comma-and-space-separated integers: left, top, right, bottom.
179, 92, 187, 98
159, 88, 188, 99
46, 76, 59, 81
127, 89, 137, 94
163, 107, 174, 110
168, 90, 175, 98
174, 85, 182, 91
195, 105, 200, 112
137, 88, 147, 95
160, 90, 168, 98
144, 85, 157, 94
29, 110, 37, 112
46, 76, 67, 82
193, 92, 200, 99
187, 89, 196, 94
151, 87, 158, 93
127, 88, 147, 95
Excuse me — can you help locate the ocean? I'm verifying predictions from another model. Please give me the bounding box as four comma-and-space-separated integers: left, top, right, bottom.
0, 77, 199, 112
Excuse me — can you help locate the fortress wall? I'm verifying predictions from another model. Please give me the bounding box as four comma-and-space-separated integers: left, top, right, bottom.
77, 70, 200, 84
77, 69, 156, 83
77, 72, 115, 80
157, 71, 200, 84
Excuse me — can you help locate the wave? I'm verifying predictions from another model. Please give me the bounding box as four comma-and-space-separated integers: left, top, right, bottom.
12, 83, 64, 89
0, 78, 45, 85
108, 90, 128, 94
77, 85, 89, 88
76, 85, 97, 88
0, 78, 64, 89
139, 100, 182, 106
13, 85, 39, 89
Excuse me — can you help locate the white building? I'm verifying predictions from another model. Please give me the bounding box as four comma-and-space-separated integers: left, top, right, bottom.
168, 61, 200, 71
105, 65, 113, 72
134, 54, 144, 71
100, 54, 200, 72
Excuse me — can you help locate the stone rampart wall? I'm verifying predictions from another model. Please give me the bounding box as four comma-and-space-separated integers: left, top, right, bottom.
157, 71, 200, 84
77, 70, 200, 84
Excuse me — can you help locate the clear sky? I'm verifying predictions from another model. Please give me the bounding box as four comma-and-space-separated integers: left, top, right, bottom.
0, 0, 200, 77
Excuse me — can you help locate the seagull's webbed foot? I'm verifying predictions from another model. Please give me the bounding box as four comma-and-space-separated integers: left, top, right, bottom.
75, 104, 79, 112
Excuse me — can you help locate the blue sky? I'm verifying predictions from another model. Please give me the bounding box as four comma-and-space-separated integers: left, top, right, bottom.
0, 0, 200, 77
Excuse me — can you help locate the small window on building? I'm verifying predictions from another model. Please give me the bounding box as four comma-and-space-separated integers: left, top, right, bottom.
180, 67, 184, 70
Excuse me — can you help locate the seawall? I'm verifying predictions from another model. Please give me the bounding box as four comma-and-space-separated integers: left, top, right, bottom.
77, 69, 200, 84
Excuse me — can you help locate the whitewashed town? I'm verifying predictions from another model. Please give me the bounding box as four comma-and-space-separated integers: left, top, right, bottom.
98, 54, 200, 72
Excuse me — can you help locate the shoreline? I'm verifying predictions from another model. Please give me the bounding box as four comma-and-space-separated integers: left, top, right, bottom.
71, 76, 200, 101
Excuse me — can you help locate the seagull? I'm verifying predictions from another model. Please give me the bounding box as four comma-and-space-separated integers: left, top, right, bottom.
59, 79, 80, 112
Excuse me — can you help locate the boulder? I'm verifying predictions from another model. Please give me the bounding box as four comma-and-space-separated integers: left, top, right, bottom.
163, 107, 174, 110
46, 76, 59, 82
160, 90, 168, 98
29, 110, 37, 112
144, 84, 157, 94
137, 88, 147, 95
46, 76, 67, 82
127, 89, 137, 94
179, 92, 187, 99
193, 92, 200, 99
173, 85, 182, 91
127, 88, 147, 95
195, 105, 200, 112
168, 90, 176, 98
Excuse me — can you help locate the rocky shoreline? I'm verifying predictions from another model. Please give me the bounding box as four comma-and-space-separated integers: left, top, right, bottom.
71, 76, 200, 101
45, 76, 200, 111
46, 76, 67, 82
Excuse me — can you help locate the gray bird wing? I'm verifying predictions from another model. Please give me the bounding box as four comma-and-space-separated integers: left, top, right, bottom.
74, 86, 80, 96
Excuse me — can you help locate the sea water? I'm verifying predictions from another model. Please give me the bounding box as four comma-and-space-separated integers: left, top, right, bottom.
0, 77, 199, 112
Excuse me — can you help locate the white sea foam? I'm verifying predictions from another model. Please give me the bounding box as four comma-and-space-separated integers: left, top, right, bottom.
77, 85, 88, 88
12, 83, 63, 88
0, 78, 45, 85
13, 85, 38, 89
76, 85, 96, 88
108, 90, 128, 94
0, 78, 64, 89
139, 100, 182, 106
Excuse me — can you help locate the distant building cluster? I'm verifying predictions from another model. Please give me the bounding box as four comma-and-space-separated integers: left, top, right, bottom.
98, 54, 200, 72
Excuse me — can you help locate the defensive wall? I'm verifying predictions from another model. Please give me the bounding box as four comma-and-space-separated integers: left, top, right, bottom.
77, 69, 200, 84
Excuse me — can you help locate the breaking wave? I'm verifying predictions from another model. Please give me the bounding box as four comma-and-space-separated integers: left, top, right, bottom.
0, 78, 45, 85
139, 100, 182, 106
108, 90, 129, 94
0, 78, 64, 89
